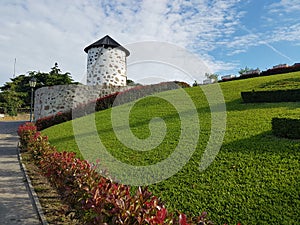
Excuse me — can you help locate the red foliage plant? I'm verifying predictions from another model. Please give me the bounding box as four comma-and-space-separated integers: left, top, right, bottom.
18, 122, 223, 225
18, 122, 37, 151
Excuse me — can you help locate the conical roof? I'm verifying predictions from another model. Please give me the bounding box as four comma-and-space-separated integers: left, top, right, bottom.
84, 35, 130, 56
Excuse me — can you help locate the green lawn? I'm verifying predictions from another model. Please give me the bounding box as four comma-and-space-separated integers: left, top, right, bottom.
42, 72, 300, 225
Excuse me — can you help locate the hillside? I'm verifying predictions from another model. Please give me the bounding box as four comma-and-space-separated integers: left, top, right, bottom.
42, 72, 300, 224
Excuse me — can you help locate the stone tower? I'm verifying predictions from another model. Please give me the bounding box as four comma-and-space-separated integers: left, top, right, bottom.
84, 35, 130, 86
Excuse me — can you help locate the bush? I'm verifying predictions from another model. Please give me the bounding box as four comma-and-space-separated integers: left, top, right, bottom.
17, 122, 37, 150
18, 122, 215, 225
272, 117, 300, 139
35, 111, 72, 131
174, 81, 190, 88
241, 89, 300, 103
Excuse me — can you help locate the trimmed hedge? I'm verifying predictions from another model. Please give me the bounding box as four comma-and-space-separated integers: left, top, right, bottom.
241, 89, 300, 103
260, 64, 300, 76
219, 73, 260, 82
219, 65, 300, 83
272, 117, 300, 139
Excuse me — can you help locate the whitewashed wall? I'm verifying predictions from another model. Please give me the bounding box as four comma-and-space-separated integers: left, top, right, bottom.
34, 84, 129, 120
86, 47, 127, 86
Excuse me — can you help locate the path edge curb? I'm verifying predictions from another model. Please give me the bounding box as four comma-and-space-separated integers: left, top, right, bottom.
17, 144, 49, 225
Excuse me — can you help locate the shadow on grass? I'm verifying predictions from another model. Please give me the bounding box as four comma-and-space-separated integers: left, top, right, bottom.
46, 106, 200, 145
220, 130, 300, 155
196, 97, 300, 113
225, 98, 300, 112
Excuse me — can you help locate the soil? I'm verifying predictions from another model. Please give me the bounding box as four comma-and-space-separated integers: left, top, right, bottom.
0, 114, 30, 121
21, 152, 81, 225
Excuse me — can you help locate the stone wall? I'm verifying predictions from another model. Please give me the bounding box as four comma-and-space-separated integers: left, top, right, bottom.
34, 84, 129, 120
86, 47, 127, 86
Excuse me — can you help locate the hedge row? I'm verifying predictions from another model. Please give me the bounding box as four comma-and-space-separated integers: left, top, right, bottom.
35, 81, 189, 131
272, 117, 300, 139
218, 73, 260, 83
241, 89, 300, 103
219, 65, 300, 83
18, 122, 214, 225
260, 64, 300, 76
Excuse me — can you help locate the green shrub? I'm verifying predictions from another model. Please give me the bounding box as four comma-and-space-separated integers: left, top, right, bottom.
272, 117, 300, 139
241, 89, 300, 103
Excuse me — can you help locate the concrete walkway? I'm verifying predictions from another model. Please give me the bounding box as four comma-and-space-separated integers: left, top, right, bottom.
0, 121, 41, 225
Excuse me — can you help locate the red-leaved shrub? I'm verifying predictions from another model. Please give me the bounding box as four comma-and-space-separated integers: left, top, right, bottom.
18, 122, 38, 151
18, 122, 217, 225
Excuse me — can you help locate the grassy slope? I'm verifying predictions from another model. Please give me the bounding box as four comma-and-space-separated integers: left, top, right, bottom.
42, 72, 300, 225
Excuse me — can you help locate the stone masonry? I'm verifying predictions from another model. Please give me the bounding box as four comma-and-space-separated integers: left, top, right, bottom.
34, 84, 129, 120
86, 47, 127, 86
33, 36, 131, 120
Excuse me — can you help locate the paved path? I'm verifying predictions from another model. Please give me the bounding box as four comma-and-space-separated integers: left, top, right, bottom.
0, 121, 41, 225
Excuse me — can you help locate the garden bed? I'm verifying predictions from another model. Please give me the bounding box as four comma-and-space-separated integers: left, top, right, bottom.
21, 151, 80, 224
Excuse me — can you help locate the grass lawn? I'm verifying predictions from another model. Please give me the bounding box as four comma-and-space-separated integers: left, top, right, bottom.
42, 72, 300, 224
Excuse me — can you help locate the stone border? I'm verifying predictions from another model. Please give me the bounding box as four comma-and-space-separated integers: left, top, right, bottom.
17, 145, 48, 225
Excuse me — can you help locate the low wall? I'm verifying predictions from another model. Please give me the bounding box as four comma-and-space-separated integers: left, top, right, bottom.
34, 84, 129, 120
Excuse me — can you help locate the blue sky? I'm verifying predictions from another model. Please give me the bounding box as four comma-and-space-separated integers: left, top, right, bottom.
0, 0, 299, 86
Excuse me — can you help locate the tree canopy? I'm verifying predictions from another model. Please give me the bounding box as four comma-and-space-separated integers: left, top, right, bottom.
205, 73, 219, 83
0, 63, 78, 116
238, 66, 259, 75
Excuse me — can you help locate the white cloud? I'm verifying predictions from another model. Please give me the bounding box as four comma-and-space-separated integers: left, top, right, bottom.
217, 24, 299, 63
265, 0, 300, 33
201, 53, 238, 73
269, 0, 300, 13
1, 0, 299, 87
0, 0, 246, 86
217, 8, 300, 60
5, 0, 300, 87
223, 33, 259, 49
270, 23, 300, 43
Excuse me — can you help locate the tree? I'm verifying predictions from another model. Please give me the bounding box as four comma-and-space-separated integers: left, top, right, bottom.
0, 90, 25, 116
238, 66, 249, 75
126, 79, 142, 86
0, 63, 78, 114
238, 66, 260, 75
127, 79, 134, 85
50, 62, 60, 75
204, 73, 219, 83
